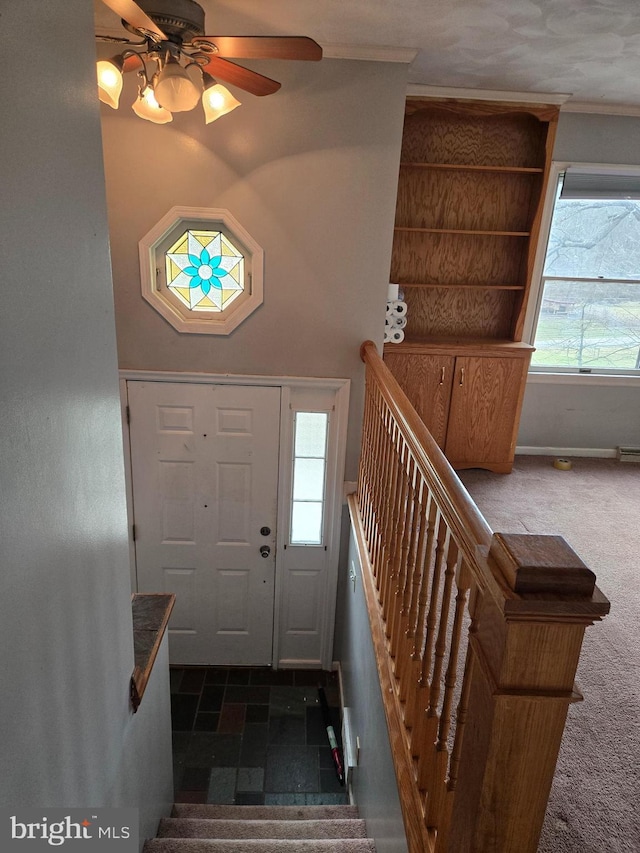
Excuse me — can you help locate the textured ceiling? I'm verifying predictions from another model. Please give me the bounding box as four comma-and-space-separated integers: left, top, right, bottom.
94, 0, 640, 109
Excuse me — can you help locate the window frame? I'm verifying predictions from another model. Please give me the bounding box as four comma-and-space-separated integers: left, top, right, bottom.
525, 161, 640, 379
139, 206, 264, 335
289, 410, 330, 547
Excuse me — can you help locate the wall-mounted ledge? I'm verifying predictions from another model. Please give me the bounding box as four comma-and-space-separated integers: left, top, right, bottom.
130, 593, 175, 713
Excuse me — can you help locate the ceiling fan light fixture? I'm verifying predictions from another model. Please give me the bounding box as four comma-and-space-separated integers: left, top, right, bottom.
97, 57, 124, 109
154, 57, 202, 112
95, 0, 322, 125
202, 74, 241, 124
132, 84, 173, 124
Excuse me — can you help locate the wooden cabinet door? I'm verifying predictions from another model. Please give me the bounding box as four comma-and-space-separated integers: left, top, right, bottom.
383, 352, 454, 448
444, 356, 528, 471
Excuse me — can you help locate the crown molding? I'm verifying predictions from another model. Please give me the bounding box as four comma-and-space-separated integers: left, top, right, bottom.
322, 44, 419, 63
405, 84, 640, 116
559, 101, 640, 117
405, 84, 571, 105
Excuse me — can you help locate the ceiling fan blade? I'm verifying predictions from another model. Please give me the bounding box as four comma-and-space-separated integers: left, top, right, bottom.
98, 0, 166, 40
197, 36, 322, 62
202, 56, 281, 97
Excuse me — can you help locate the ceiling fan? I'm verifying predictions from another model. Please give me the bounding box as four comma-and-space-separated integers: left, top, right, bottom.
96, 0, 322, 124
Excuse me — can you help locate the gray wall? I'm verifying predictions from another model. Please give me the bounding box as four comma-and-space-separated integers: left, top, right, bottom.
100, 58, 409, 480
519, 111, 640, 453
335, 515, 408, 853
0, 0, 172, 839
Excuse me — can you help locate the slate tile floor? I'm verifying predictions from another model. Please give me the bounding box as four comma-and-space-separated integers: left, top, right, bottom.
170, 667, 348, 806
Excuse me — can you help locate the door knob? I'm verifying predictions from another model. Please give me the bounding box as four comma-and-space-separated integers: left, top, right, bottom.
260, 545, 271, 558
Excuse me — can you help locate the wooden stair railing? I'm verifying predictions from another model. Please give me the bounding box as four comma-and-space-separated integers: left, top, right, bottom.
352, 340, 610, 853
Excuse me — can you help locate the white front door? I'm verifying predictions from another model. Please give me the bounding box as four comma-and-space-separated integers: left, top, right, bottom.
128, 381, 281, 665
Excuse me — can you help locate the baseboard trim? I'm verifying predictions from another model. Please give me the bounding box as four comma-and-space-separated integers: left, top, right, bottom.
516, 446, 618, 459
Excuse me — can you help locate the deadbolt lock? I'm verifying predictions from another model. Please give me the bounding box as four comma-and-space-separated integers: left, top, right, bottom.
260, 526, 271, 536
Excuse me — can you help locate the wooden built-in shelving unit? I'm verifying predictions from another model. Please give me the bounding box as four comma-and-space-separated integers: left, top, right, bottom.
384, 98, 559, 472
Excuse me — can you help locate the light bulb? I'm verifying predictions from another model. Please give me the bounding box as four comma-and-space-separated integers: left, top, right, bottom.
132, 86, 173, 124
97, 58, 124, 109
201, 75, 241, 124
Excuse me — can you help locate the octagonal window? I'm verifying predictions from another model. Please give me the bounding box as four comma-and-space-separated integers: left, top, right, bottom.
139, 207, 263, 335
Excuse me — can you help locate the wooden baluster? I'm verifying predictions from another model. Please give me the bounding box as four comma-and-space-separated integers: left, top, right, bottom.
358, 375, 375, 546
404, 489, 437, 731
362, 385, 378, 563
377, 417, 400, 607
426, 554, 470, 827
434, 601, 476, 853
382, 430, 407, 629
395, 466, 424, 693
385, 434, 409, 639
389, 451, 416, 655
410, 512, 448, 758
365, 384, 382, 555
355, 378, 367, 507
371, 402, 392, 577
417, 536, 459, 792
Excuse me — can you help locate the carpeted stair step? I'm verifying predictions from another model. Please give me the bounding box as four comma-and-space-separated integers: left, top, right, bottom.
144, 841, 375, 853
158, 818, 367, 840
145, 804, 376, 853
170, 805, 360, 822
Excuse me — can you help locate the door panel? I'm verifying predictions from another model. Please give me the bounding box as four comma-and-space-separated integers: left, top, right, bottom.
128, 381, 281, 665
383, 352, 454, 447
444, 356, 526, 466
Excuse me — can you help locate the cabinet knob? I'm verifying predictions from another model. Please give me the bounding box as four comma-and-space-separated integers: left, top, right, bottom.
439, 366, 445, 385
459, 367, 465, 386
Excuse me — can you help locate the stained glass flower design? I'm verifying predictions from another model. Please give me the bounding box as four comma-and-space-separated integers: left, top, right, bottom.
166, 229, 244, 312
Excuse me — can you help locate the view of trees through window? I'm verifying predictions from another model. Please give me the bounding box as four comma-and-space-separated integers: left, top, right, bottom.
532, 182, 640, 372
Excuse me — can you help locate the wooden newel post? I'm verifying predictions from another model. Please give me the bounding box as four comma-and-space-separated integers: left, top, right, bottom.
447, 533, 610, 853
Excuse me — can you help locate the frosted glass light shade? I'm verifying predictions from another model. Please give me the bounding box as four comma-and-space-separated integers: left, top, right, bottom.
202, 78, 241, 124
155, 61, 202, 112
132, 86, 173, 124
97, 59, 123, 109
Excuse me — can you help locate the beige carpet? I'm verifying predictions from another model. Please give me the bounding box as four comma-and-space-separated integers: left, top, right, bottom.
143, 805, 375, 853
459, 456, 640, 853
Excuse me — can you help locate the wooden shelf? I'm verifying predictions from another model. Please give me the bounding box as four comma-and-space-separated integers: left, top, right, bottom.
394, 226, 530, 237
400, 162, 544, 174
399, 282, 525, 290
385, 337, 535, 356
384, 97, 558, 471
130, 593, 175, 713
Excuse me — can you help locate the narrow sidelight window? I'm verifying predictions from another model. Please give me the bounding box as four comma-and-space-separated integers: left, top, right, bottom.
290, 412, 329, 545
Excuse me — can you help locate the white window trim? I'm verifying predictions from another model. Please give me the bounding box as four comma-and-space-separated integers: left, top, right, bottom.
524, 161, 640, 381
139, 206, 264, 335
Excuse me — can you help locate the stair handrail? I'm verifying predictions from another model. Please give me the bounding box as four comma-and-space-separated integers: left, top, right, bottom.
354, 340, 610, 853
